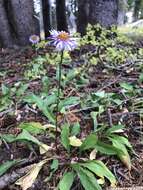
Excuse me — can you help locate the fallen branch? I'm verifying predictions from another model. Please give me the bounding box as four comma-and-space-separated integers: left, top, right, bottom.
0, 165, 32, 189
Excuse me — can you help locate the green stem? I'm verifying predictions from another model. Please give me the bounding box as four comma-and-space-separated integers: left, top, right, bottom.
55, 51, 64, 150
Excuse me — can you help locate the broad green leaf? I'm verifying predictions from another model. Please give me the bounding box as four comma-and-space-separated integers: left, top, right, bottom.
1, 84, 9, 95
50, 159, 59, 171
59, 172, 75, 190
95, 91, 105, 98
0, 160, 21, 176
112, 99, 123, 105
109, 138, 131, 170
61, 124, 70, 152
24, 94, 55, 123
69, 136, 82, 147
72, 165, 101, 190
44, 94, 57, 106
16, 84, 29, 97
106, 125, 125, 135
110, 135, 132, 150
95, 141, 118, 155
18, 122, 45, 134
81, 161, 116, 187
59, 96, 80, 111
2, 130, 51, 154
80, 133, 98, 151
24, 93, 42, 104
1, 134, 17, 143
71, 122, 80, 136
13, 129, 42, 145
139, 73, 143, 82
66, 68, 78, 81
120, 82, 133, 91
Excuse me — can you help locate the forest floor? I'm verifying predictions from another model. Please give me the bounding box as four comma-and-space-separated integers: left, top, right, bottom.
0, 33, 143, 190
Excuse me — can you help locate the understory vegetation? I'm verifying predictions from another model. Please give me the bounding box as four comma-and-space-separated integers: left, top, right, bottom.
0, 25, 143, 190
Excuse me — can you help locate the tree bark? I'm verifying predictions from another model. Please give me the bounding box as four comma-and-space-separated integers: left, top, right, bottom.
133, 0, 143, 21
42, 0, 51, 37
9, 0, 39, 46
77, 0, 89, 35
0, 0, 13, 47
56, 0, 68, 31
117, 0, 127, 25
89, 0, 118, 27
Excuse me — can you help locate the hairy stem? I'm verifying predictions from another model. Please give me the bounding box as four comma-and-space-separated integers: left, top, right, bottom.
55, 51, 64, 150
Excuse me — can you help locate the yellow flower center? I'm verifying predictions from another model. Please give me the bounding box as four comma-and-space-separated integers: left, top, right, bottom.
31, 35, 39, 41
58, 32, 69, 41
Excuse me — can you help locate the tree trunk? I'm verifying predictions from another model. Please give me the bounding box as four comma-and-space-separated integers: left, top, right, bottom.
42, 0, 51, 37
40, 0, 45, 40
9, 0, 39, 46
133, 0, 142, 21
56, 0, 68, 31
0, 0, 13, 47
77, 0, 89, 35
89, 0, 118, 27
117, 0, 127, 25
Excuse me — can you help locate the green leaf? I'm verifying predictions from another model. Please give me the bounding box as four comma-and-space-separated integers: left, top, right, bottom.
90, 112, 98, 131
106, 125, 125, 135
66, 68, 78, 81
50, 159, 59, 172
95, 141, 118, 155
16, 84, 29, 97
71, 122, 80, 136
81, 161, 116, 187
110, 135, 132, 150
139, 73, 143, 82
59, 172, 75, 190
24, 94, 55, 123
120, 82, 133, 91
18, 122, 45, 134
0, 160, 20, 176
44, 94, 57, 106
1, 84, 9, 95
61, 124, 70, 152
59, 96, 80, 111
112, 99, 123, 105
109, 137, 131, 170
72, 165, 101, 190
80, 133, 98, 151
2, 130, 50, 154
95, 91, 105, 98
1, 134, 16, 143
2, 130, 41, 145
13, 130, 42, 145
42, 76, 50, 92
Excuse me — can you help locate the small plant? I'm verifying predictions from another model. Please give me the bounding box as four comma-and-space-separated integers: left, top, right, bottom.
0, 82, 28, 112
0, 28, 136, 190
77, 24, 136, 68
24, 56, 47, 80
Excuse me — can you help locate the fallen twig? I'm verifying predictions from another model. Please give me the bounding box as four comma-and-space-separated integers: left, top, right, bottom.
107, 108, 113, 127
0, 165, 32, 189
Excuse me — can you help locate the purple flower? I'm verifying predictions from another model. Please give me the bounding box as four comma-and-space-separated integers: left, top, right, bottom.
29, 35, 40, 44
49, 30, 77, 51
